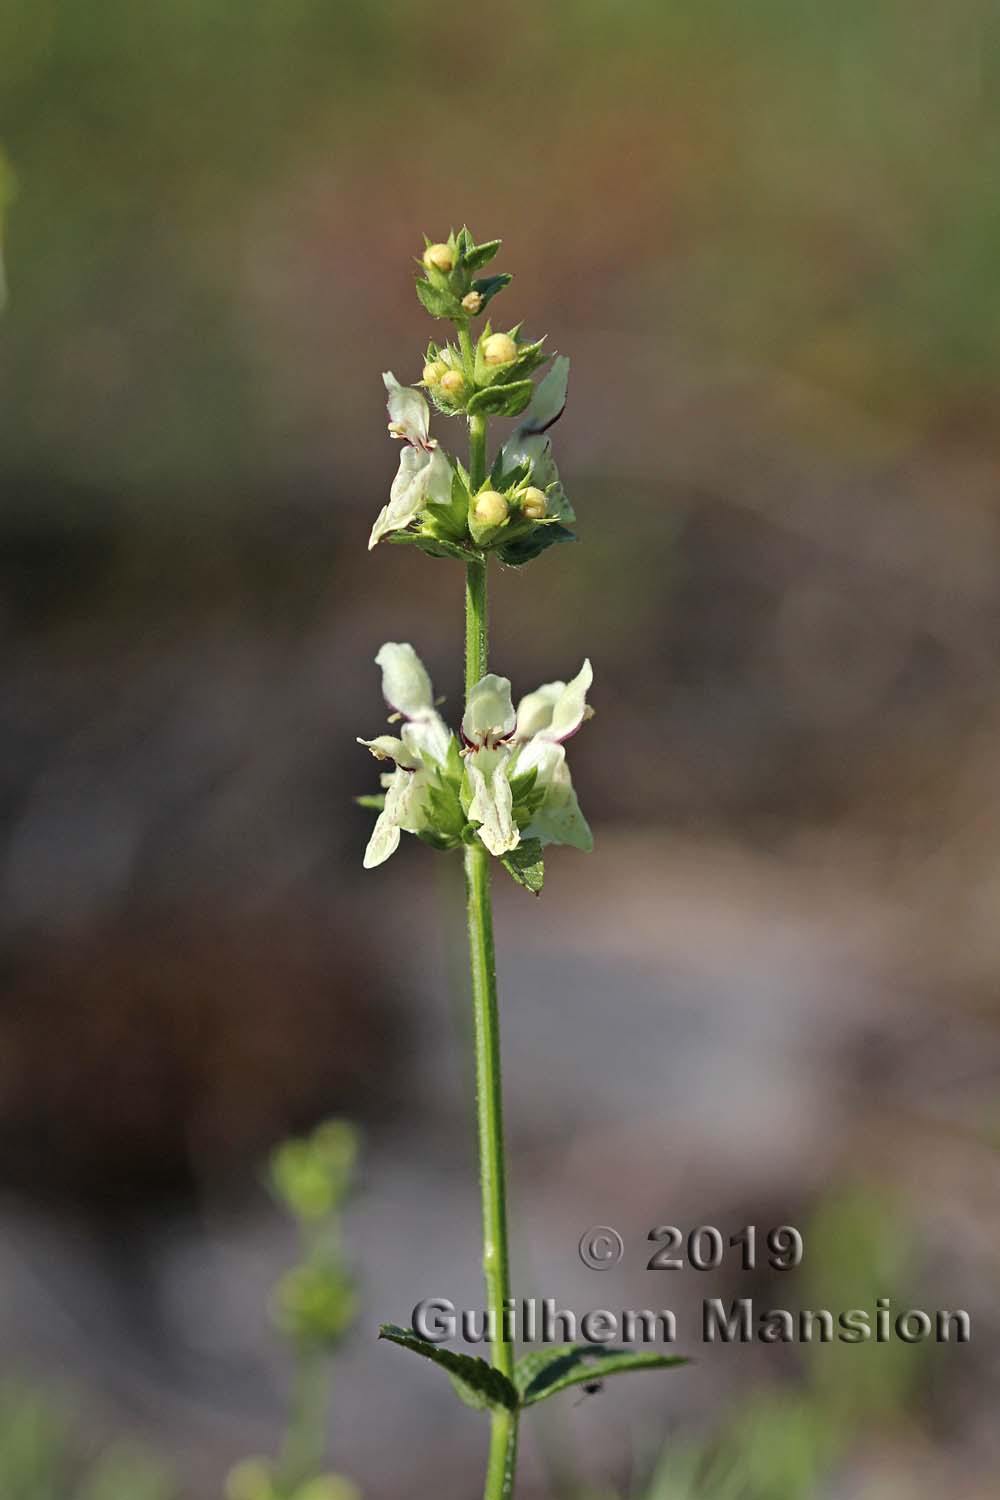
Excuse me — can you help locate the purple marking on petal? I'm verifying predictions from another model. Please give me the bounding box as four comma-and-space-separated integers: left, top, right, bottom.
545, 717, 585, 745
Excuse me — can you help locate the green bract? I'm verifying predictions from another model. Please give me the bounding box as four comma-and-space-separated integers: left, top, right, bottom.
358, 643, 593, 883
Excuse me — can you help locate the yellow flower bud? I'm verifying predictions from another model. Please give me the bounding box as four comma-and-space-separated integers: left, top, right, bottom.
423, 242, 454, 273
482, 332, 518, 365
440, 369, 467, 399
473, 490, 509, 527
462, 291, 484, 315
422, 361, 446, 386
521, 487, 547, 520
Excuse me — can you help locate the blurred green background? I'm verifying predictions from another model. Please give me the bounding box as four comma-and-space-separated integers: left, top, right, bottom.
1, 1, 998, 1496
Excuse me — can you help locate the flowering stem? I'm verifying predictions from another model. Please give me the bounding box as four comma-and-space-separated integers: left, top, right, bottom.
463, 397, 519, 1497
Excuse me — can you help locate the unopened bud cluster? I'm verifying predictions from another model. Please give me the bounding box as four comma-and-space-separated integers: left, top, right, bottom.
367, 226, 577, 568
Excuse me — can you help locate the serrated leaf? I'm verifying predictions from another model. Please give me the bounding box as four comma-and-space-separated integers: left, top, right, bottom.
416, 279, 462, 319
515, 1345, 688, 1407
467, 381, 536, 418
500, 838, 544, 895
379, 1324, 519, 1412
498, 523, 576, 567
464, 239, 502, 271
354, 793, 385, 811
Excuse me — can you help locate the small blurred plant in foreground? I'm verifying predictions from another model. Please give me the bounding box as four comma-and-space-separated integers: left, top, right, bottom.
225, 1119, 361, 1500
642, 1185, 921, 1500
0, 1382, 173, 1500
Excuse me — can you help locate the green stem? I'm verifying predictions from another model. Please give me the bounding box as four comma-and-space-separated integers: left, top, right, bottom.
279, 1350, 329, 1491
465, 557, 488, 696
465, 837, 518, 1499
463, 399, 519, 1498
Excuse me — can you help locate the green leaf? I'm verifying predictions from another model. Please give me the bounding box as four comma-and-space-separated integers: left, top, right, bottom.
521, 355, 570, 434
387, 532, 482, 564
354, 793, 385, 811
471, 271, 512, 307
378, 1324, 519, 1412
515, 1345, 689, 1407
500, 838, 545, 895
464, 239, 502, 272
415, 279, 462, 320
498, 523, 576, 567
467, 380, 535, 418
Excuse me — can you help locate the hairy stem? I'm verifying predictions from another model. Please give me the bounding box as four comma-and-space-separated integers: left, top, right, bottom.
465, 557, 488, 696
463, 394, 519, 1497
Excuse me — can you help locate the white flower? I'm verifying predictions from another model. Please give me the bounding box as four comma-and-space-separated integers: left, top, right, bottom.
357, 642, 451, 868
384, 372, 434, 448
368, 374, 453, 550
358, 644, 594, 867
461, 659, 593, 857
466, 747, 518, 857
510, 658, 593, 852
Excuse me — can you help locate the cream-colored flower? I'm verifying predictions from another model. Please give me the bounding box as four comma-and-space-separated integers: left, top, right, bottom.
369, 375, 453, 550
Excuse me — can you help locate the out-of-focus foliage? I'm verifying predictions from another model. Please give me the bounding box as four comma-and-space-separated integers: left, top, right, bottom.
0, 1383, 174, 1500
643, 1186, 921, 1500
2, 0, 1000, 496
226, 1120, 360, 1500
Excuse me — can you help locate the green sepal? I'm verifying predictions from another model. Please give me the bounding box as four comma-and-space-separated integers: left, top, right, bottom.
489, 455, 531, 491
467, 381, 536, 418
500, 838, 545, 895
507, 765, 538, 801
455, 226, 475, 261
508, 766, 545, 828
415, 828, 458, 851
354, 793, 386, 811
425, 771, 467, 843
514, 1345, 689, 1407
416, 278, 463, 320
468, 503, 511, 548
443, 733, 464, 782
463, 239, 502, 272
423, 501, 467, 543
378, 1324, 519, 1412
471, 271, 512, 308
498, 523, 576, 567
421, 468, 472, 542
475, 334, 548, 389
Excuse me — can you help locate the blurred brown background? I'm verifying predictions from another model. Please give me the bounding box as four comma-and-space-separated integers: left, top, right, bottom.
1, 1, 999, 1496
